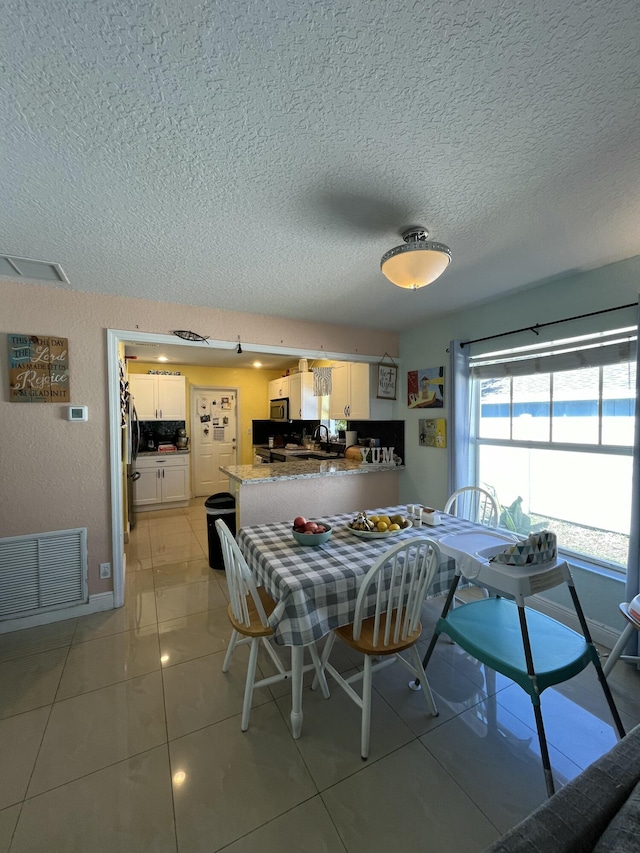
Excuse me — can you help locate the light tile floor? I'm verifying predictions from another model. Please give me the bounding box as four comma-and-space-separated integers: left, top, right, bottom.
1, 500, 639, 852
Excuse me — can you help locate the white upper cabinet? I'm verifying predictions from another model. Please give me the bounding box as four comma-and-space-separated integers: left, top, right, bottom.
288, 372, 320, 420
268, 376, 290, 400
130, 374, 186, 420
329, 362, 393, 420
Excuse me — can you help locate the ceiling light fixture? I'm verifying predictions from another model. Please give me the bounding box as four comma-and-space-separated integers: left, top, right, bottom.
157, 356, 168, 362
380, 227, 451, 290
236, 336, 243, 354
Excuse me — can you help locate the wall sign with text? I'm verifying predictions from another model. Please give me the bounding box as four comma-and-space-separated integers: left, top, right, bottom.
376, 363, 397, 400
8, 333, 70, 403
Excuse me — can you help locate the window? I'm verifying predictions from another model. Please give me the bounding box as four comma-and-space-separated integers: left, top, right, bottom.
471, 329, 636, 571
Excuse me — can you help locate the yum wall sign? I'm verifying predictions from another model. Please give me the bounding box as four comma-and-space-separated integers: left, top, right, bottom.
8, 333, 70, 403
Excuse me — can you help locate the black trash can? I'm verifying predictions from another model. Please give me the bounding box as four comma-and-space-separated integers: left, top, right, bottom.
205, 492, 236, 570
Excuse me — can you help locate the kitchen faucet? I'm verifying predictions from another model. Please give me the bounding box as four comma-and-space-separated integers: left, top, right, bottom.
312, 424, 330, 449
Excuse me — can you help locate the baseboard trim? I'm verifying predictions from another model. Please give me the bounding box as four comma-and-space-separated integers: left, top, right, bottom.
134, 501, 189, 512
531, 594, 620, 650
0, 591, 116, 634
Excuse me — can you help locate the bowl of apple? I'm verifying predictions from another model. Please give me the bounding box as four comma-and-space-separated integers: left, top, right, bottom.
292, 516, 332, 546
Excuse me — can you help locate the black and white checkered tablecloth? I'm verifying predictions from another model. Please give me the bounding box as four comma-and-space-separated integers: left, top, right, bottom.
237, 507, 482, 647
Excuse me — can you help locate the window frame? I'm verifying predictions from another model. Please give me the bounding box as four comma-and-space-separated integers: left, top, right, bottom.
470, 332, 636, 576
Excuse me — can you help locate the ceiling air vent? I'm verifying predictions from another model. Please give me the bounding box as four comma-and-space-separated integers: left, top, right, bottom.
0, 254, 69, 284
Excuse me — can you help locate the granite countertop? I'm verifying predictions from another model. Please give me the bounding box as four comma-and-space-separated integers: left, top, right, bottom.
137, 450, 191, 457
254, 444, 344, 458
220, 458, 403, 485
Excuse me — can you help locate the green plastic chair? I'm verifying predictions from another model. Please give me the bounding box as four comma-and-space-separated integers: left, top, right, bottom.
421, 573, 626, 797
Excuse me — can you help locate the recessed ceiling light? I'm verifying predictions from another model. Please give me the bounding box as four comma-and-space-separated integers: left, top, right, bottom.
157, 356, 168, 362
253, 361, 262, 368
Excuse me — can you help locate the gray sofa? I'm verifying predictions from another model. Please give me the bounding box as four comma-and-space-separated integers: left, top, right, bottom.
484, 723, 640, 852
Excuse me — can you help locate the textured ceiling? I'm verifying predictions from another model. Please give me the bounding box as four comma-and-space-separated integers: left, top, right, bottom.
3, 0, 639, 332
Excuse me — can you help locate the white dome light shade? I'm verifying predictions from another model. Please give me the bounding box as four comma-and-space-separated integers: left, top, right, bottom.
380, 227, 452, 290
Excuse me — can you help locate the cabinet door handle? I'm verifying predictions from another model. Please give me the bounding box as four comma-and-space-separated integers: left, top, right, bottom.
162, 469, 165, 478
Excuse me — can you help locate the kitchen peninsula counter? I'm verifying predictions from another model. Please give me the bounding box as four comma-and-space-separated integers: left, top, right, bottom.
220, 459, 403, 527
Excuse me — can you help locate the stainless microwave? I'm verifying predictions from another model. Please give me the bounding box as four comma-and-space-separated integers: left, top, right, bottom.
269, 398, 289, 421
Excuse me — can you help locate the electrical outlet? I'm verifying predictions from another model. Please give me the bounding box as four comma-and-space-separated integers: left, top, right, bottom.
99, 562, 111, 579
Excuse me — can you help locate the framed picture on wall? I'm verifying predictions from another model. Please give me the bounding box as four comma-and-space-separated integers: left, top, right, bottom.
407, 366, 444, 408
376, 363, 398, 400
419, 418, 447, 448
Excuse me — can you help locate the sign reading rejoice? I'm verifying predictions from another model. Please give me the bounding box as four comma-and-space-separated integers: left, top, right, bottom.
8, 333, 70, 402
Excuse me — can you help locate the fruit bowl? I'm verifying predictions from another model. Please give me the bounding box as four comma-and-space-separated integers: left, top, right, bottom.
292, 524, 332, 547
348, 526, 403, 540
347, 511, 412, 538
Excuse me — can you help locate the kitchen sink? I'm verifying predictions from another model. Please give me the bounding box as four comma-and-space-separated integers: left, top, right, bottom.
303, 452, 342, 460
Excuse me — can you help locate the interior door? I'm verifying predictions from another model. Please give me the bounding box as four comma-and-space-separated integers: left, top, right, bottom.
191, 387, 238, 497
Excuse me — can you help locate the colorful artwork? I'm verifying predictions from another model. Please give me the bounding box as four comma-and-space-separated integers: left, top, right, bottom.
419, 419, 447, 448
408, 367, 444, 408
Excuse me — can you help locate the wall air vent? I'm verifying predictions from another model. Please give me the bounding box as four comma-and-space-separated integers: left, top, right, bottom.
0, 254, 69, 284
0, 528, 87, 619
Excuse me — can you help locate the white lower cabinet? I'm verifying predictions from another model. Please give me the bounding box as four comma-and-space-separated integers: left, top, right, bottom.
133, 455, 190, 507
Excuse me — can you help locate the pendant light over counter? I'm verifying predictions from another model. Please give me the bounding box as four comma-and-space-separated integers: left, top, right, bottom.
380, 227, 451, 290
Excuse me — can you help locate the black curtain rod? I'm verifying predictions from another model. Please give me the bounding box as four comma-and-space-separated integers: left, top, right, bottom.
460, 302, 637, 349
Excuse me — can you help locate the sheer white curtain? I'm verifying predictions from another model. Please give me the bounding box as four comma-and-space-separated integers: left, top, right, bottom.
624, 299, 640, 658
447, 340, 475, 496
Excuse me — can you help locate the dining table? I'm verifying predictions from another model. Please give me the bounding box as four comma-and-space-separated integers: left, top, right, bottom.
237, 505, 491, 738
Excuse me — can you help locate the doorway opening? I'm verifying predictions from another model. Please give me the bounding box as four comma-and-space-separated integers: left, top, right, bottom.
107, 328, 377, 608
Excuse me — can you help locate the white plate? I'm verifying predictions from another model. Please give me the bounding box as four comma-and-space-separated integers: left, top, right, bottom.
347, 525, 404, 540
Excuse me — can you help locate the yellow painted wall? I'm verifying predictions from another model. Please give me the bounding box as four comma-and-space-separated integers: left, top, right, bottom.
128, 362, 283, 464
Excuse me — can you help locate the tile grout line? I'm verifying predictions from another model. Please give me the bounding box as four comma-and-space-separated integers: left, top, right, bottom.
18, 635, 76, 813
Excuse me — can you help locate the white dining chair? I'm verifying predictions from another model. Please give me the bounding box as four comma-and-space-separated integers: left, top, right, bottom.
603, 594, 640, 677
444, 486, 499, 528
444, 486, 500, 607
318, 537, 441, 759
216, 519, 329, 732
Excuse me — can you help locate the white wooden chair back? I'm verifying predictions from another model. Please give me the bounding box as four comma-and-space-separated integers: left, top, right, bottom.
351, 537, 441, 646
215, 519, 270, 629
444, 486, 498, 528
